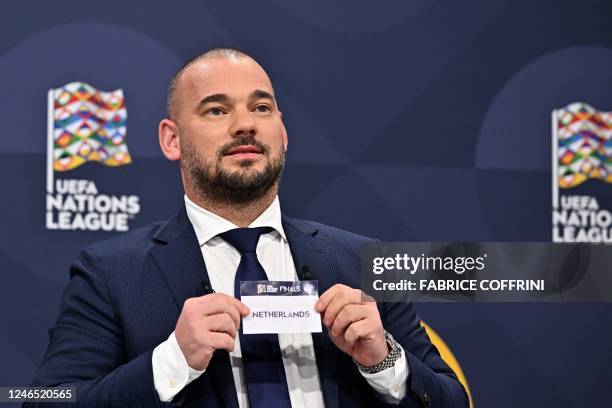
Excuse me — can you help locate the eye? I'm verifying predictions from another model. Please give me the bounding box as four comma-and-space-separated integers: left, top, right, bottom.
204, 107, 225, 116
254, 104, 271, 113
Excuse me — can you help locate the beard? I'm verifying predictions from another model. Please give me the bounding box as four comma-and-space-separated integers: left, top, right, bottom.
181, 135, 285, 205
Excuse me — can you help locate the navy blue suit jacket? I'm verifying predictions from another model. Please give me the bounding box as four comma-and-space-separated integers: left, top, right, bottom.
29, 207, 468, 407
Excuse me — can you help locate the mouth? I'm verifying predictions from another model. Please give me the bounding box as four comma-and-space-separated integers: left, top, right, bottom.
224, 145, 263, 160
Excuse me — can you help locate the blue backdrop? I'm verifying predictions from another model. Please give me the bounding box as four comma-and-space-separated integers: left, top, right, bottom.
1, 1, 611, 406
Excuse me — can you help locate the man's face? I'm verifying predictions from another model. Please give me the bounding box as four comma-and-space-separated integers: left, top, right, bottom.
172, 57, 287, 204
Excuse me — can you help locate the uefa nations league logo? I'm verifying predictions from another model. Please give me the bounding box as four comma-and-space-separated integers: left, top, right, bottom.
552, 102, 612, 243
45, 82, 141, 231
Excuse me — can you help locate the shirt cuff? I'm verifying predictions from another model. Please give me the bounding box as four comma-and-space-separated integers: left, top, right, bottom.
359, 346, 409, 404
152, 331, 205, 402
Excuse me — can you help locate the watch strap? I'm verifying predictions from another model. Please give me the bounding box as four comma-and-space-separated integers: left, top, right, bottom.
354, 330, 403, 374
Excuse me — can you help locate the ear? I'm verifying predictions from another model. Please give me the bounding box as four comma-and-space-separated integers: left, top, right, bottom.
159, 118, 181, 161
279, 112, 288, 151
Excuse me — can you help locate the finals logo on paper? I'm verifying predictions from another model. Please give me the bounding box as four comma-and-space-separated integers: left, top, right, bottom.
552, 102, 612, 243
45, 82, 141, 232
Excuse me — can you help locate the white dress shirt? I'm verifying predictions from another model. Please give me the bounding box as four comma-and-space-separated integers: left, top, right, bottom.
152, 195, 408, 406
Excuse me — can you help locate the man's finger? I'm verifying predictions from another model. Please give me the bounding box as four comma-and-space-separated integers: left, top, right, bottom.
230, 297, 251, 316
208, 332, 236, 352
205, 313, 238, 339
330, 304, 369, 337
197, 295, 242, 328
321, 288, 361, 327
196, 293, 250, 320
315, 284, 345, 312
344, 318, 373, 343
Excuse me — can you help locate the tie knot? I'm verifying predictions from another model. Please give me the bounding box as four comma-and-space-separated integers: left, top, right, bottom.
219, 227, 273, 255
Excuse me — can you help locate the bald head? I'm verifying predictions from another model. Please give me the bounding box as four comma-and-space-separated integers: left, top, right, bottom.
166, 48, 271, 120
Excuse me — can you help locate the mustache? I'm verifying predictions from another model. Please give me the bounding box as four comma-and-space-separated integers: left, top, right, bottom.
218, 136, 270, 157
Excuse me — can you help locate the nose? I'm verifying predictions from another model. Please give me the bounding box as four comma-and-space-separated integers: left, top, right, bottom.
229, 107, 257, 138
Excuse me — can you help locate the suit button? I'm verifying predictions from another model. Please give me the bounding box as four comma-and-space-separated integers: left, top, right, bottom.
423, 392, 430, 407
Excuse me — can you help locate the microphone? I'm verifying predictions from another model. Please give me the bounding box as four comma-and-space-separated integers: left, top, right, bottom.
301, 265, 312, 281
201, 279, 215, 295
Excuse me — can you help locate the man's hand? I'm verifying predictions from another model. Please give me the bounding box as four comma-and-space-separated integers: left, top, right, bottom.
315, 284, 388, 367
175, 293, 250, 371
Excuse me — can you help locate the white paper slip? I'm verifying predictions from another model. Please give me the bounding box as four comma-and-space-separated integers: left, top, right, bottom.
240, 280, 322, 334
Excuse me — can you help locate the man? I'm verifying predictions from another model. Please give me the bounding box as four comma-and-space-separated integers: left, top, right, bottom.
29, 48, 468, 407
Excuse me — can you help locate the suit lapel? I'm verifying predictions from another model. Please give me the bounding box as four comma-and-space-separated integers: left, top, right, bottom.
282, 215, 340, 408
151, 206, 238, 408
150, 206, 204, 309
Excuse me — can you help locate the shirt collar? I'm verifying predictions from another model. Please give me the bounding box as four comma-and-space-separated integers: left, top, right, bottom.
184, 194, 287, 246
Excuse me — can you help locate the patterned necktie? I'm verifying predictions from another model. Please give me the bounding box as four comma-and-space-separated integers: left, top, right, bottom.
219, 227, 292, 408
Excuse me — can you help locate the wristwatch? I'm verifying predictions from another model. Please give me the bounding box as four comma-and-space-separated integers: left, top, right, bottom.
354, 330, 403, 374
